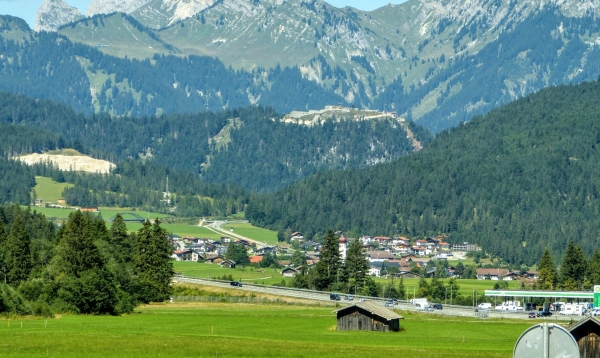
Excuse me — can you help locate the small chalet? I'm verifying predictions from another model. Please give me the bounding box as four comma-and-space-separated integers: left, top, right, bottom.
568, 315, 600, 358
220, 259, 236, 269
281, 267, 299, 278
336, 300, 404, 332
205, 254, 225, 264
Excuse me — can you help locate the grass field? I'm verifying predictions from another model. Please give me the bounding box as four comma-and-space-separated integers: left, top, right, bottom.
174, 262, 287, 285
0, 302, 535, 357
33, 176, 71, 203
222, 222, 279, 245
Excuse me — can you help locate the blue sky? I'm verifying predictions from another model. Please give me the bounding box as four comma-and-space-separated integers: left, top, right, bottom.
0, 0, 406, 29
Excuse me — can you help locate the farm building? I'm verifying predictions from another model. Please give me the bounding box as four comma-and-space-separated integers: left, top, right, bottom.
336, 301, 403, 332
568, 315, 600, 358
221, 260, 236, 269
281, 267, 299, 278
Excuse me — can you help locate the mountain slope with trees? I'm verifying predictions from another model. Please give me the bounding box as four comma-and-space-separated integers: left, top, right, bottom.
246, 80, 600, 264
0, 91, 429, 192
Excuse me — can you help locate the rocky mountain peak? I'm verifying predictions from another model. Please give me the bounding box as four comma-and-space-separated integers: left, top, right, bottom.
34, 0, 83, 32
86, 0, 153, 16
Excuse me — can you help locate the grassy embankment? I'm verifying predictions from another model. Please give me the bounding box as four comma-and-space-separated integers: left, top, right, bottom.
0, 302, 534, 358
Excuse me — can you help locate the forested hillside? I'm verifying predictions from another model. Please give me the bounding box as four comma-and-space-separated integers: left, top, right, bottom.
246, 80, 600, 264
0, 15, 344, 117
0, 92, 429, 192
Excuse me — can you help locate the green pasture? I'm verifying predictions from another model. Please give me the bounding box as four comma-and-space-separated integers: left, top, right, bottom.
0, 303, 535, 357
33, 176, 71, 203
174, 263, 521, 300
222, 222, 279, 245
374, 277, 521, 300
174, 262, 287, 285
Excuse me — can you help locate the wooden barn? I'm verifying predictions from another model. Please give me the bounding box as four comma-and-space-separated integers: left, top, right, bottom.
336, 301, 403, 332
568, 315, 600, 358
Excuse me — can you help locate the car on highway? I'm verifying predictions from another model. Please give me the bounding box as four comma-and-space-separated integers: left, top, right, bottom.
344, 295, 354, 300
528, 312, 536, 318
537, 310, 552, 317
432, 303, 443, 310
330, 294, 341, 301
230, 281, 243, 287
384, 300, 395, 307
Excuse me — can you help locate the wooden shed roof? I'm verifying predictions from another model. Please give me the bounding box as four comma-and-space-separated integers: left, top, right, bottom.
336, 301, 404, 321
568, 315, 600, 335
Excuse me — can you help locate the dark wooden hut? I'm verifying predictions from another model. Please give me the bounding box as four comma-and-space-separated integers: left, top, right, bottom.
568, 315, 600, 358
335, 301, 403, 332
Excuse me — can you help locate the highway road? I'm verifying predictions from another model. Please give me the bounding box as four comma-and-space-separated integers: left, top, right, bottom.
199, 219, 269, 249
173, 275, 576, 322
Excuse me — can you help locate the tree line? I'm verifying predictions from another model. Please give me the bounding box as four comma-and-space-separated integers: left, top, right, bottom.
0, 204, 173, 315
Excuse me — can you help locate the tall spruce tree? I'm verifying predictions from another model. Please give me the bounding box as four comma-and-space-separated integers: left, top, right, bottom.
54, 210, 117, 314
560, 241, 587, 290
313, 230, 341, 290
109, 214, 133, 263
4, 215, 32, 286
134, 220, 174, 302
537, 249, 557, 290
343, 238, 369, 294
0, 222, 7, 284
586, 249, 600, 288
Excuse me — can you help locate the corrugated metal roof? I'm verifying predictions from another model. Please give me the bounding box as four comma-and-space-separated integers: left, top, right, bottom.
336, 301, 404, 321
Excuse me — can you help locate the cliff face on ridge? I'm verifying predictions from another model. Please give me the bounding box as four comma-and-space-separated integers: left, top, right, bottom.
34, 0, 83, 32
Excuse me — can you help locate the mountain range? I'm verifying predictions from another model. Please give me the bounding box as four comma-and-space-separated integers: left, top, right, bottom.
27, 0, 600, 132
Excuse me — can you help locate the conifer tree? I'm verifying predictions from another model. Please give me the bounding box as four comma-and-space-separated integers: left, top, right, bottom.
134, 219, 174, 302
4, 215, 32, 286
314, 230, 341, 290
109, 214, 133, 263
560, 241, 587, 290
537, 248, 557, 290
343, 238, 369, 294
0, 222, 7, 283
397, 276, 406, 300
586, 249, 600, 288
54, 210, 117, 314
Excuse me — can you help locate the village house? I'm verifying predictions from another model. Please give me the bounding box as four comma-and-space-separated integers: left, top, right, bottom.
205, 254, 225, 264
366, 251, 396, 262
249, 255, 263, 265
281, 267, 300, 278
373, 236, 392, 247
476, 268, 510, 280
452, 242, 479, 252
392, 237, 410, 245
220, 259, 236, 269
411, 246, 430, 256
290, 232, 304, 241
369, 261, 400, 277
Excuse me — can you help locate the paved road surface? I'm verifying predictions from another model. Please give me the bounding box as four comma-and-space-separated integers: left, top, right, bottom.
174, 276, 577, 322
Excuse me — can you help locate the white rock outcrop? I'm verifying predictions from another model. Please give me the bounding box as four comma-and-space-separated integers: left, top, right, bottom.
34, 0, 83, 32
17, 154, 116, 174
86, 0, 152, 16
